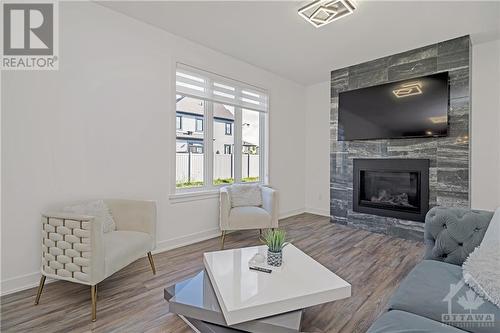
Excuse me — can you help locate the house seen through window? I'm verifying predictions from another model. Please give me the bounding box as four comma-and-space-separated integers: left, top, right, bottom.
175, 64, 268, 190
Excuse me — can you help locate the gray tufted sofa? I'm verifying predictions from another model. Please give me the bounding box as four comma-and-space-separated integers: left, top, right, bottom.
367, 207, 499, 333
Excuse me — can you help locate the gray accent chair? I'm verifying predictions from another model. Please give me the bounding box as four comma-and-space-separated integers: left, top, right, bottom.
367, 207, 499, 333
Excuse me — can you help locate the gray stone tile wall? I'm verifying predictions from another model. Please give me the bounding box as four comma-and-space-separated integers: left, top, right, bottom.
330, 36, 471, 241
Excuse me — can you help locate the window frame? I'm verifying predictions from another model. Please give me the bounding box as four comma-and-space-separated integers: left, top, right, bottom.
195, 118, 204, 132
172, 63, 269, 196
224, 122, 232, 135
176, 115, 182, 130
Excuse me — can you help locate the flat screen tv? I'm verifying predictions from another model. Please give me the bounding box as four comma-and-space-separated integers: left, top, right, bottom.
338, 72, 449, 141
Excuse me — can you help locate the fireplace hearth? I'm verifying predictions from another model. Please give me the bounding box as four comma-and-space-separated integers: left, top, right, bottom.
353, 159, 430, 222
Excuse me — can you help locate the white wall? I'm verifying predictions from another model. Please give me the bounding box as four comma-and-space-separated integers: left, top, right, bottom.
304, 40, 500, 216
471, 39, 500, 210
1, 2, 306, 294
304, 82, 331, 216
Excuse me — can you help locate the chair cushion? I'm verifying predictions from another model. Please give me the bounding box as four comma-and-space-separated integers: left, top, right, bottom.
63, 200, 116, 233
229, 184, 262, 208
229, 206, 271, 229
103, 230, 153, 277
367, 310, 466, 333
388, 260, 500, 333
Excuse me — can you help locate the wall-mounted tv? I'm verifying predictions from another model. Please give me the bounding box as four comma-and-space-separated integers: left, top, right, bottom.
338, 72, 449, 141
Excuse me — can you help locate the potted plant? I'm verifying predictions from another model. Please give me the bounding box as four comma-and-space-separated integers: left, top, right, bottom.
262, 229, 289, 267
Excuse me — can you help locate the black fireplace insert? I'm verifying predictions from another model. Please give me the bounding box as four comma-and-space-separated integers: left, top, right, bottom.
353, 159, 430, 222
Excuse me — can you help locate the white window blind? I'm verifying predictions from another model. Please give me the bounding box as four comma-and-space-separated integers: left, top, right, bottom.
176, 63, 268, 113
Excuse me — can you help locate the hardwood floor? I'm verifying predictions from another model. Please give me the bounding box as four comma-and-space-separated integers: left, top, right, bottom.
1, 213, 424, 333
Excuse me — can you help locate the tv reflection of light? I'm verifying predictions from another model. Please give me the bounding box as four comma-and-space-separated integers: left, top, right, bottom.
392, 82, 423, 98
426, 130, 433, 136
429, 116, 447, 124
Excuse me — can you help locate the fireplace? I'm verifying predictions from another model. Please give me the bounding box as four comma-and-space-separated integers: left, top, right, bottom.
353, 159, 430, 222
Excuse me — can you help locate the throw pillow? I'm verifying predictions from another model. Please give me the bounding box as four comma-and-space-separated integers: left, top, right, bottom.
63, 200, 116, 233
463, 207, 500, 308
229, 184, 262, 208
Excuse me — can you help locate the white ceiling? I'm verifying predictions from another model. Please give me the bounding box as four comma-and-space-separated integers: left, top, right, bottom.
100, 1, 500, 85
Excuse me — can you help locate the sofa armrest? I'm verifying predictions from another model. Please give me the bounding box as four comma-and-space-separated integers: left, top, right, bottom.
104, 199, 156, 241
220, 187, 232, 231
261, 186, 279, 228
41, 212, 105, 285
424, 207, 493, 265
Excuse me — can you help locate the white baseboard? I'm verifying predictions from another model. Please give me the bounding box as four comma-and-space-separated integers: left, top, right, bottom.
1, 209, 312, 296
279, 208, 306, 219
0, 230, 222, 296
304, 207, 330, 217
1, 271, 56, 297
279, 207, 330, 219
156, 207, 312, 253
1, 229, 222, 297
154, 228, 221, 254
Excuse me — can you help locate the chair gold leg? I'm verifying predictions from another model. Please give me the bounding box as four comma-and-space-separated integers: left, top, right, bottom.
147, 252, 156, 275
91, 285, 97, 322
221, 230, 227, 250
34, 275, 46, 305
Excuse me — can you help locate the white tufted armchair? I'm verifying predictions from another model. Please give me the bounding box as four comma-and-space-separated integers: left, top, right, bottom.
35, 199, 157, 321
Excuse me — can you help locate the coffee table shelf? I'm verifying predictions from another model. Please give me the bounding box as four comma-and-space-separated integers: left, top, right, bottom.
164, 271, 303, 333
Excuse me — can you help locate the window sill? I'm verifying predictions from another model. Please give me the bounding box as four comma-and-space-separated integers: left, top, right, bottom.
169, 189, 220, 203
170, 181, 266, 203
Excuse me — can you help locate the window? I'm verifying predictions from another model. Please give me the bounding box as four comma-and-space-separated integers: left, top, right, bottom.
176, 115, 182, 130
175, 64, 268, 191
195, 118, 203, 132
214, 104, 235, 185
189, 143, 204, 154
242, 109, 260, 182
175, 96, 205, 188
225, 123, 232, 135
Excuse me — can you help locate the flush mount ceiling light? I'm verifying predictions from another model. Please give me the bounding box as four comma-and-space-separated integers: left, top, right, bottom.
298, 0, 357, 28
392, 82, 423, 98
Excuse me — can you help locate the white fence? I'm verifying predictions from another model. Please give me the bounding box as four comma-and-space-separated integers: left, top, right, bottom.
242, 154, 259, 179
176, 153, 259, 182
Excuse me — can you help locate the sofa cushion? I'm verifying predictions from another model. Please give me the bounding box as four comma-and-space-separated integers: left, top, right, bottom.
463, 207, 500, 308
229, 206, 271, 229
424, 207, 493, 265
388, 260, 500, 333
104, 231, 153, 276
367, 310, 466, 333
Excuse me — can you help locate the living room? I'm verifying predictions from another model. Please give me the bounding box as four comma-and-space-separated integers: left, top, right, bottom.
1, 1, 499, 332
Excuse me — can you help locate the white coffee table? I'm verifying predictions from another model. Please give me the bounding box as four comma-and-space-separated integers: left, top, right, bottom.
203, 244, 351, 325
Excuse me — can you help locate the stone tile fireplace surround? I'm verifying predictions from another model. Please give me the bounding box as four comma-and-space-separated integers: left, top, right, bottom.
330, 36, 470, 241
